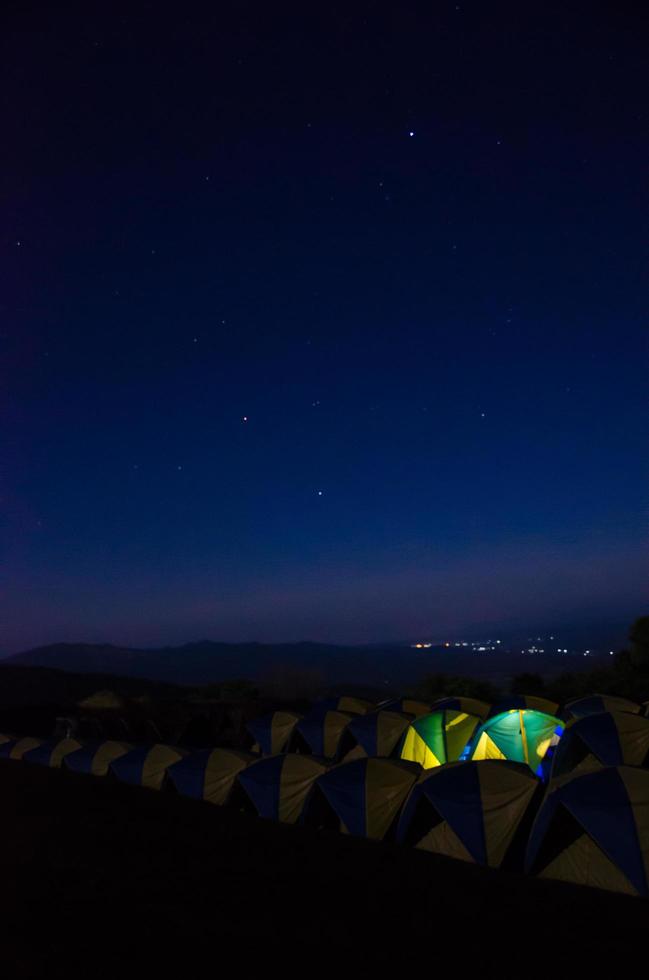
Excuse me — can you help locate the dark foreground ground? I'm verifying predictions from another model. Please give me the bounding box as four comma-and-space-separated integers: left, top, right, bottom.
0, 760, 646, 977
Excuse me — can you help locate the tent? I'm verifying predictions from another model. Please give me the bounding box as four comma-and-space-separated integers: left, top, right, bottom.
379, 699, 432, 717
551, 711, 649, 779
343, 710, 411, 760
397, 761, 540, 870
0, 734, 13, 745
430, 696, 490, 719
489, 696, 559, 718
63, 740, 133, 776
400, 709, 480, 769
289, 710, 354, 759
562, 695, 641, 722
246, 711, 302, 755
465, 709, 563, 775
0, 737, 43, 760
526, 766, 649, 896
166, 747, 254, 804
303, 758, 418, 840
109, 743, 187, 790
22, 737, 83, 768
236, 754, 329, 823
314, 696, 375, 716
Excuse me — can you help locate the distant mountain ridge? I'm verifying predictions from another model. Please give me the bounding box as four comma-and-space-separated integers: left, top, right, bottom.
3, 638, 610, 688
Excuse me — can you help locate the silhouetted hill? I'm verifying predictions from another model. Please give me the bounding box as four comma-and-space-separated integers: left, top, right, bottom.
4, 639, 608, 688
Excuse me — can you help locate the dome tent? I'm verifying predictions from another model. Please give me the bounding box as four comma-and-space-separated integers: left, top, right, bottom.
431, 696, 491, 720
236, 754, 329, 823
526, 766, 649, 897
379, 698, 432, 718
0, 737, 43, 760
562, 695, 641, 722
22, 737, 84, 768
166, 748, 255, 804
489, 696, 559, 718
314, 696, 375, 716
109, 743, 187, 790
400, 709, 480, 769
63, 740, 132, 776
465, 709, 563, 775
397, 760, 541, 870
343, 710, 411, 760
288, 710, 354, 760
303, 757, 418, 840
246, 711, 303, 755
551, 711, 649, 779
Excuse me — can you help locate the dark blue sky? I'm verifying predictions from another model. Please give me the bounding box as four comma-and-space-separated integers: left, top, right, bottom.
3, 3, 647, 652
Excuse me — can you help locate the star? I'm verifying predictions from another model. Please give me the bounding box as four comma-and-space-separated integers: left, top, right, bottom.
408, 131, 415, 137
241, 416, 249, 423
317, 490, 323, 496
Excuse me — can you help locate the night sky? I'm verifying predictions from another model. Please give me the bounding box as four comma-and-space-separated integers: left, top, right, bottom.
3, 3, 647, 653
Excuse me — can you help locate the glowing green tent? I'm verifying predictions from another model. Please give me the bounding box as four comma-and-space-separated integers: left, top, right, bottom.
465, 709, 563, 775
400, 710, 480, 769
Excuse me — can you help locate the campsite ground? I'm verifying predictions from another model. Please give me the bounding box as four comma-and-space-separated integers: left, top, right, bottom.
0, 759, 646, 976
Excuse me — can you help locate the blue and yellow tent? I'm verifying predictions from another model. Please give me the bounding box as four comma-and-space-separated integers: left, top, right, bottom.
343, 710, 411, 760
289, 710, 354, 759
562, 695, 641, 722
0, 736, 43, 760
109, 743, 187, 790
526, 766, 649, 896
315, 696, 375, 716
489, 695, 559, 718
166, 748, 254, 804
551, 712, 649, 779
63, 740, 133, 776
465, 709, 563, 775
304, 758, 419, 840
400, 709, 480, 769
430, 696, 490, 719
22, 737, 84, 768
379, 699, 432, 718
246, 711, 302, 755
397, 760, 541, 869
236, 754, 329, 823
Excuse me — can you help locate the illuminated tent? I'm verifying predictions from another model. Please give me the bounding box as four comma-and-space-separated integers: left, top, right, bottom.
109, 743, 187, 790
246, 711, 303, 755
400, 710, 480, 769
489, 696, 559, 718
236, 754, 329, 823
315, 696, 375, 716
63, 740, 133, 776
430, 696, 490, 719
397, 761, 541, 870
551, 712, 649, 779
166, 747, 254, 804
22, 737, 84, 768
303, 758, 418, 840
289, 710, 354, 760
0, 737, 43, 760
526, 766, 649, 896
379, 699, 432, 717
562, 695, 641, 722
465, 709, 563, 775
343, 710, 411, 760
